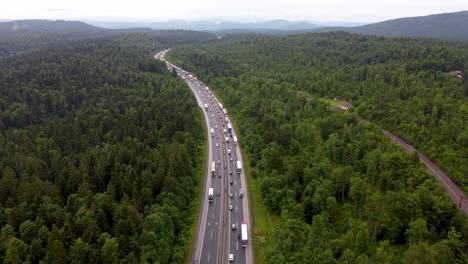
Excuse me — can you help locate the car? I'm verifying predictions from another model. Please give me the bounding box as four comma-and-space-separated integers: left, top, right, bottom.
216, 143, 219, 147
239, 189, 243, 198
217, 160, 220, 164
229, 205, 233, 210
229, 254, 234, 262
229, 193, 233, 198
215, 125, 218, 129
217, 190, 220, 196
211, 114, 214, 117
227, 149, 231, 154
230, 179, 233, 185
229, 171, 232, 175
230, 158, 233, 162
232, 223, 236, 230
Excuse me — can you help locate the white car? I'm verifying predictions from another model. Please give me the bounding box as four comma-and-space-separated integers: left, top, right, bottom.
232, 223, 236, 230
216, 143, 219, 147
227, 149, 231, 154
229, 254, 234, 262
229, 205, 233, 210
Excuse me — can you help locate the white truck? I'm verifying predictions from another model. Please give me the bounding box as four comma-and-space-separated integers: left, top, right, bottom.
233, 136, 238, 145
237, 160, 242, 174
211, 161, 216, 176
208, 188, 214, 203
241, 222, 248, 247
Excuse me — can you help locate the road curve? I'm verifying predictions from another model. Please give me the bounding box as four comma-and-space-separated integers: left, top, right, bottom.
155, 49, 254, 264
382, 129, 468, 214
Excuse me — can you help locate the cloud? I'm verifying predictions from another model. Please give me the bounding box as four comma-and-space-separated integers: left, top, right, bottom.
0, 0, 467, 22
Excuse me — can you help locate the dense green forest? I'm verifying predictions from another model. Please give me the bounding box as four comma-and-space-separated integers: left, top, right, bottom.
0, 34, 206, 262
168, 32, 468, 263
170, 32, 468, 192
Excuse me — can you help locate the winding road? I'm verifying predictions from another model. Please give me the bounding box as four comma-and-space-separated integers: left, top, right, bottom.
382, 129, 468, 214
155, 49, 254, 264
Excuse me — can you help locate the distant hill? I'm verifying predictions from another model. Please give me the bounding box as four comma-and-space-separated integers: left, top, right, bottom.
313, 11, 468, 41
0, 20, 217, 58
0, 20, 153, 58
0, 20, 117, 40
90, 11, 468, 41
89, 19, 360, 31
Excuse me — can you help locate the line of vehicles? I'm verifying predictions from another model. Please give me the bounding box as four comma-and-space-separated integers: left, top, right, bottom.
194, 71, 249, 258
161, 51, 249, 262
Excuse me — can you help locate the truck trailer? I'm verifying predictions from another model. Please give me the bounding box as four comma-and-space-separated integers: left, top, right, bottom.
208, 188, 214, 203
237, 160, 242, 174
211, 161, 216, 176
241, 222, 248, 247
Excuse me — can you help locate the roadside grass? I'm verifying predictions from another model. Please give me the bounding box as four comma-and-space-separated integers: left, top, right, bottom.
297, 91, 342, 108
250, 176, 279, 263
318, 97, 342, 108
184, 107, 208, 264
230, 120, 279, 264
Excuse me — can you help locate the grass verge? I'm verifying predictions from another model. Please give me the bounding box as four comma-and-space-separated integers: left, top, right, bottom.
250, 176, 279, 263
232, 122, 279, 264
184, 107, 208, 264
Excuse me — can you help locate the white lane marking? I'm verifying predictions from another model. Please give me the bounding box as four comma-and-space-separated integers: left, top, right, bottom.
215, 222, 218, 226
208, 252, 211, 262
211, 230, 213, 238
237, 241, 239, 250
236, 206, 238, 212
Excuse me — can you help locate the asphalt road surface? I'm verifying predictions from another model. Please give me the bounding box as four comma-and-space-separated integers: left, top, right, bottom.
382, 129, 468, 215
155, 50, 254, 264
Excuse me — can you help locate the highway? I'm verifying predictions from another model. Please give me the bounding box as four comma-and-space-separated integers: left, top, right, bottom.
155, 49, 254, 264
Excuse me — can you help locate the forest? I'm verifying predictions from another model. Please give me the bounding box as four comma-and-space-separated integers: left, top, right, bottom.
168, 32, 468, 263
0, 34, 208, 263
170, 32, 468, 192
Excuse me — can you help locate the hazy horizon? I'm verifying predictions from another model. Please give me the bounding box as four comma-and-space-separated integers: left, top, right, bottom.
1, 0, 468, 23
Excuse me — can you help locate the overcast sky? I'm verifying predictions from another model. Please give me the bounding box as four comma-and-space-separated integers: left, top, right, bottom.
1, 0, 467, 22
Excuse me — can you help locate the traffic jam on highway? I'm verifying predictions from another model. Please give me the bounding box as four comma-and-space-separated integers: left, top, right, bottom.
159, 51, 250, 264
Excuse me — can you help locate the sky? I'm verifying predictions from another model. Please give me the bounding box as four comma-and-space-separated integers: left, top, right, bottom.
1, 0, 467, 23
